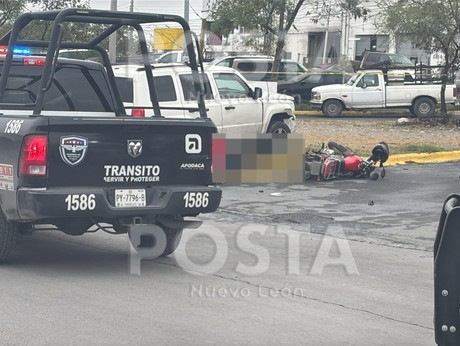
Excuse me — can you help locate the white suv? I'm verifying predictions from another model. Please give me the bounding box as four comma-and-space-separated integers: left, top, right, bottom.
113, 64, 296, 134
210, 55, 308, 81
155, 50, 187, 63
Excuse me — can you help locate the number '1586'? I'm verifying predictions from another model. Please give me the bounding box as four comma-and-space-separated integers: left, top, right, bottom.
183, 192, 209, 208
4, 120, 24, 134
65, 194, 96, 211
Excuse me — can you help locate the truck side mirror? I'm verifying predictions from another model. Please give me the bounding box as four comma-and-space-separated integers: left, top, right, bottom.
361, 83, 368, 89
253, 87, 262, 99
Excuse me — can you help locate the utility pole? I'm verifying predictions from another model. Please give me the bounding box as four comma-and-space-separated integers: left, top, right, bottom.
108, 0, 117, 63
199, 17, 207, 57
199, 1, 211, 60
129, 0, 135, 60
184, 0, 190, 23
322, 0, 331, 64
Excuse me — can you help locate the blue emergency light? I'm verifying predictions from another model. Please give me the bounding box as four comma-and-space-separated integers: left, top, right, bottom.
12, 47, 32, 55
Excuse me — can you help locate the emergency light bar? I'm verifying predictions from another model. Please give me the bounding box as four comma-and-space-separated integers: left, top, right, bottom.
0, 46, 32, 55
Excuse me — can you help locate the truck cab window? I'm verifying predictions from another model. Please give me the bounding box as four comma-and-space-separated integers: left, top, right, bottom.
213, 73, 251, 99
153, 76, 177, 102
115, 77, 134, 103
179, 74, 213, 101
1, 65, 115, 111
115, 75, 177, 103
306, 74, 322, 84
362, 74, 379, 87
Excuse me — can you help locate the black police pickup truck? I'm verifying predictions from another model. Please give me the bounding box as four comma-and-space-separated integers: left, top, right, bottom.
0, 9, 222, 262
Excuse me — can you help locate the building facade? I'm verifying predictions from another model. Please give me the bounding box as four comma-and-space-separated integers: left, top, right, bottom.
202, 0, 433, 66
285, 0, 431, 68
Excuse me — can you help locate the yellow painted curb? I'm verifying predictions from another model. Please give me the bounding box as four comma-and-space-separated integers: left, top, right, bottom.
387, 151, 460, 165
293, 110, 406, 117
294, 110, 322, 116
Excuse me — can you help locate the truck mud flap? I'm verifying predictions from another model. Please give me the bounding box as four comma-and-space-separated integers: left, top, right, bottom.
434, 194, 460, 346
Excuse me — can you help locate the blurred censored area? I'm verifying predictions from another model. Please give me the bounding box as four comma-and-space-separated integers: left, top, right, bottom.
212, 134, 305, 184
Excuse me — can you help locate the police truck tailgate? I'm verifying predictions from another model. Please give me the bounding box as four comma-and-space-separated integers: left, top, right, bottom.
15, 116, 221, 220
47, 117, 214, 187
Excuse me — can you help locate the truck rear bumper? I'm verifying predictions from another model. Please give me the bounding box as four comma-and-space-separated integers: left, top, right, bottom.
17, 185, 222, 221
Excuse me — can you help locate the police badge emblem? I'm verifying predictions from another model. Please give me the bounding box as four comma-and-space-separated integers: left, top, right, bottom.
59, 136, 88, 166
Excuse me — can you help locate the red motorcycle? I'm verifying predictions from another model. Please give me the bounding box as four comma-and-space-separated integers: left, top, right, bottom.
305, 141, 390, 181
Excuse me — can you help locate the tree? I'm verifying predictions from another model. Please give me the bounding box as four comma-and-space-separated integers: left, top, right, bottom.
306, 0, 369, 24
23, 0, 92, 42
0, 0, 133, 61
381, 0, 460, 117
0, 0, 93, 41
0, 0, 28, 36
210, 0, 309, 80
210, 0, 369, 80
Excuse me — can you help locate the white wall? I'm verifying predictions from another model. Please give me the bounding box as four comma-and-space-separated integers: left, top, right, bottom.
285, 0, 389, 64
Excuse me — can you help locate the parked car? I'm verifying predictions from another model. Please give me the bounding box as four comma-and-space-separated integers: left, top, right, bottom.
277, 71, 352, 104
210, 55, 308, 81
357, 51, 415, 70
353, 51, 432, 82
455, 70, 460, 90
310, 69, 457, 117
155, 50, 187, 63
210, 55, 273, 68
310, 63, 355, 73
113, 64, 296, 134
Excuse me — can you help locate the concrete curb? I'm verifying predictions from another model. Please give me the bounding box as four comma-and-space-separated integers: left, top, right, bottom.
386, 151, 460, 166
293, 110, 460, 165
295, 110, 323, 116
294, 110, 407, 117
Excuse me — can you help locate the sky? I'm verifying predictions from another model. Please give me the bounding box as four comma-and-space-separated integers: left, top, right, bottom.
90, 0, 205, 32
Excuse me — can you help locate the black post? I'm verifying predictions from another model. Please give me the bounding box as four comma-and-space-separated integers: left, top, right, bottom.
434, 194, 460, 345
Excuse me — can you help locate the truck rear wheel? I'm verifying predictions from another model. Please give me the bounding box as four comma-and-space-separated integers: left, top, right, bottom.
0, 209, 18, 263
131, 216, 184, 257
267, 121, 291, 134
413, 97, 435, 117
159, 226, 183, 257
323, 100, 343, 117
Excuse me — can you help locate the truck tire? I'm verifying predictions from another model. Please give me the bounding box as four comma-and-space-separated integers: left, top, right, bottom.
0, 209, 18, 263
156, 215, 184, 257
413, 97, 435, 117
128, 215, 184, 257
408, 105, 417, 118
130, 222, 183, 257
159, 228, 183, 257
267, 121, 291, 134
323, 100, 343, 117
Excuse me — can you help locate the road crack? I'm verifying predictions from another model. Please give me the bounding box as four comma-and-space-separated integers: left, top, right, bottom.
162, 261, 432, 332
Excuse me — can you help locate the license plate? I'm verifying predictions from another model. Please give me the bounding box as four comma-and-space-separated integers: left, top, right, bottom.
115, 189, 146, 208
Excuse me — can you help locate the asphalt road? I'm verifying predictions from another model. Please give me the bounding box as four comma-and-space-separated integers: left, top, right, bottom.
1, 162, 458, 345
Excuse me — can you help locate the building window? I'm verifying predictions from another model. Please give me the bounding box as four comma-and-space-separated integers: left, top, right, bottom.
307, 32, 341, 67
396, 36, 430, 64
355, 35, 389, 61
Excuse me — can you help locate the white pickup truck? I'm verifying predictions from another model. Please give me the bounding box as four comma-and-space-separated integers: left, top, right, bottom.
113, 64, 296, 134
310, 69, 457, 117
